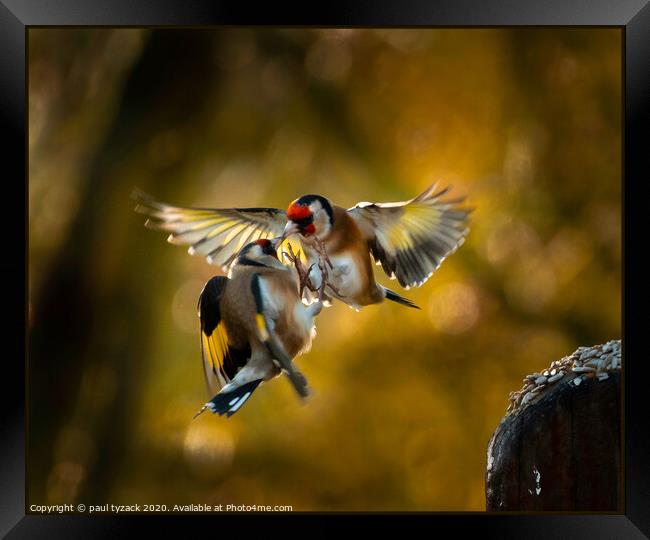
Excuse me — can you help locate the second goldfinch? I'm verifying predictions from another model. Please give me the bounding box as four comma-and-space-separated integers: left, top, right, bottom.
196, 238, 322, 417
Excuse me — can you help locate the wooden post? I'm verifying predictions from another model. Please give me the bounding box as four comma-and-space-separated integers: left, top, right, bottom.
486, 343, 622, 511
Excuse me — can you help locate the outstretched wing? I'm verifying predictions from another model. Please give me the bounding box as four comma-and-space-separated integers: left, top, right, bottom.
198, 276, 250, 395
133, 189, 288, 272
348, 184, 472, 289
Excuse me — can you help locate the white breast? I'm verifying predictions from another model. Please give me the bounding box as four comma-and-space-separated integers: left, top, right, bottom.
306, 251, 362, 302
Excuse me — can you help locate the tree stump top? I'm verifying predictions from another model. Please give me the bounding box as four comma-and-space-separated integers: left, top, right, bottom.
486, 340, 622, 511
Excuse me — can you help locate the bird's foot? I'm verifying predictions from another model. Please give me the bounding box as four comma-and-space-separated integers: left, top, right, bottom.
313, 236, 337, 302
326, 281, 343, 297
282, 244, 318, 296
314, 236, 334, 270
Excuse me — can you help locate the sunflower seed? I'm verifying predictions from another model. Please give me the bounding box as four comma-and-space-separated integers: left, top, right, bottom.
506, 341, 621, 414
579, 349, 598, 361
521, 392, 535, 405
572, 366, 596, 373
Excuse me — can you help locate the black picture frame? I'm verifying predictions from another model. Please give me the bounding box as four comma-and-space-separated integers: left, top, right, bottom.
4, 1, 649, 537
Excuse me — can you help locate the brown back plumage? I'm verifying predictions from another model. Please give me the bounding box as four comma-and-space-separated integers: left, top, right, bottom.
224, 264, 312, 358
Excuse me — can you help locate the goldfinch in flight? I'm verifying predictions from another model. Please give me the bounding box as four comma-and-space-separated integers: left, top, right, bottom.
134, 184, 471, 310
195, 238, 322, 417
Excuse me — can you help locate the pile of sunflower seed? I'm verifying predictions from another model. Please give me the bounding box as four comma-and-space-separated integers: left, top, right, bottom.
506, 340, 622, 416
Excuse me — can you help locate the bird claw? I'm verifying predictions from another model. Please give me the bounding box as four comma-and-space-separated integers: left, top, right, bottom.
325, 280, 343, 297
283, 237, 339, 302
315, 237, 334, 270
282, 244, 318, 297
313, 236, 339, 301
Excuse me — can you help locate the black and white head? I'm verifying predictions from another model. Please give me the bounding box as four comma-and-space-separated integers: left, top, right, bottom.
236, 238, 283, 268
284, 194, 335, 240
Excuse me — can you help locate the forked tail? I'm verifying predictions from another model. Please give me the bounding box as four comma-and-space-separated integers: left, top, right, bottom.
194, 378, 263, 418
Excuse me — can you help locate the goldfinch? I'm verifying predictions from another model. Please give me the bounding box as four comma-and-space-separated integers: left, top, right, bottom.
133, 184, 471, 310
195, 238, 322, 417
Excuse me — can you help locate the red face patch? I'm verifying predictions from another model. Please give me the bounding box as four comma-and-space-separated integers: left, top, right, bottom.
287, 201, 312, 221
254, 238, 278, 258
303, 223, 316, 236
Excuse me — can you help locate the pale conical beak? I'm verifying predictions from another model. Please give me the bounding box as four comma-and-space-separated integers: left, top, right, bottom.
281, 221, 300, 242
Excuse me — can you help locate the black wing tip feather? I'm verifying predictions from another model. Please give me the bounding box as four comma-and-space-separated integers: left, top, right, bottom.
418, 183, 474, 209
416, 182, 459, 202
130, 188, 203, 214
199, 276, 228, 334
421, 182, 448, 201
131, 187, 165, 211
384, 287, 420, 309
130, 186, 149, 202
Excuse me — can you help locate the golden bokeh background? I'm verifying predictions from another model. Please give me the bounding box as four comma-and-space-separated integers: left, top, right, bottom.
28, 28, 621, 511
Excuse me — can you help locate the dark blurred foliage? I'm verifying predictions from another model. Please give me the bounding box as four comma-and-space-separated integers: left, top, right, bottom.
28, 28, 621, 511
